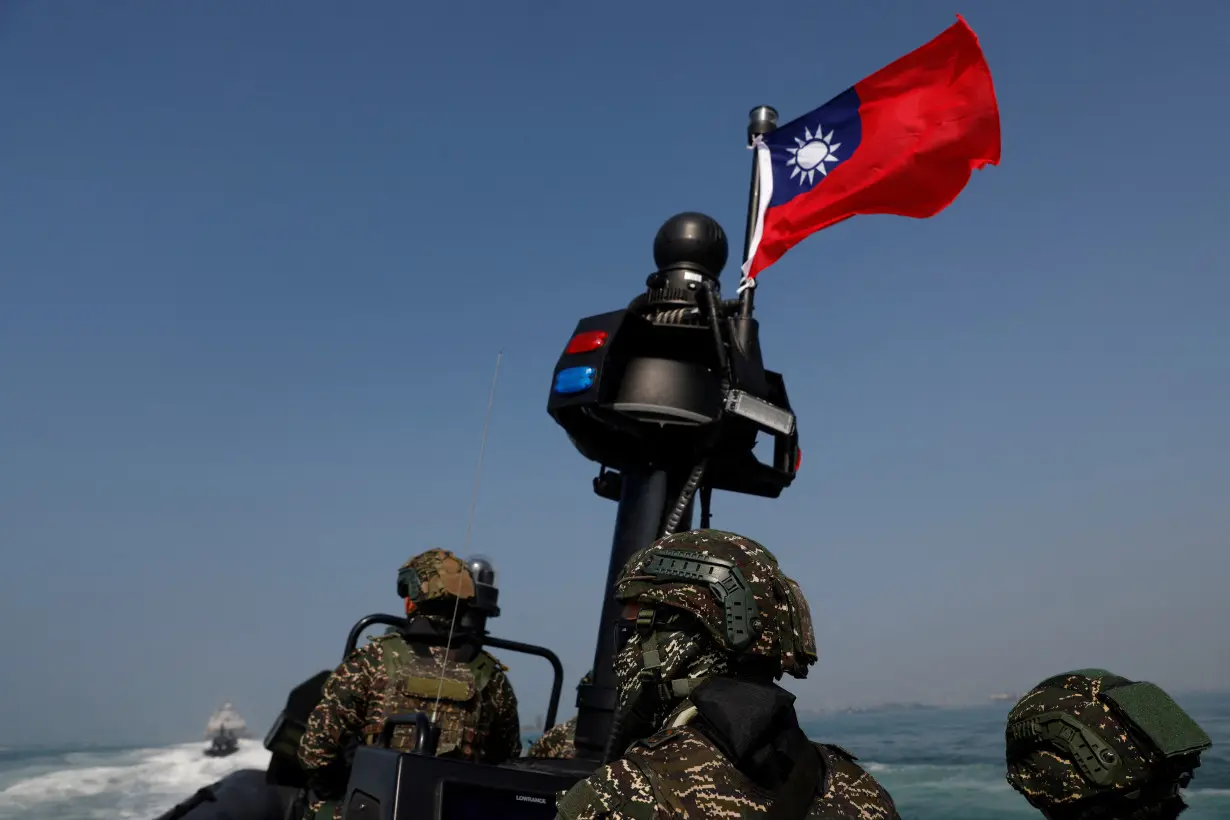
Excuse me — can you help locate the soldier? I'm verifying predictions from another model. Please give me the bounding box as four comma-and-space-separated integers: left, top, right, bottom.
554, 529, 901, 820
527, 671, 591, 760
529, 715, 577, 760
1005, 669, 1212, 820
298, 549, 521, 820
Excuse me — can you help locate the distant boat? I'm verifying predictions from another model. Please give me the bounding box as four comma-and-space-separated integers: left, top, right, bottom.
204, 701, 248, 758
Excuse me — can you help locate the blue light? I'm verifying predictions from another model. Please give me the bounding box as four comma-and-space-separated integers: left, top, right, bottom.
554, 365, 596, 395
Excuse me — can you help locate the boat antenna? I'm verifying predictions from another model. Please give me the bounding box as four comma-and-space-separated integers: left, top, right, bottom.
431, 350, 503, 722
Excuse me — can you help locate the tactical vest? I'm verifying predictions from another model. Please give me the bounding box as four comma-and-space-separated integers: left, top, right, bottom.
605, 724, 887, 820
359, 635, 502, 761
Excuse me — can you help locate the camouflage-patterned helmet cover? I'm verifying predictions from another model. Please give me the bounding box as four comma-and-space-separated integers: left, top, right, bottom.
1004, 669, 1212, 811
398, 548, 477, 605
614, 529, 817, 678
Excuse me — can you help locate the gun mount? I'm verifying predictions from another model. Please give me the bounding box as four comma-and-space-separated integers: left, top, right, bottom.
149, 106, 794, 820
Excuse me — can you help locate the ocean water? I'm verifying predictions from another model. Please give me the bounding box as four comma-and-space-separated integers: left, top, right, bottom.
2, 693, 1226, 819
801, 694, 1229, 819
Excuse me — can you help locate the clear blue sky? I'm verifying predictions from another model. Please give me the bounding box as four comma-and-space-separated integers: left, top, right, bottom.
1, 1, 1226, 746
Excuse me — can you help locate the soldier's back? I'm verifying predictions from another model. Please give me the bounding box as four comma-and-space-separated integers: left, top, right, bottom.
358, 634, 511, 760
565, 723, 900, 820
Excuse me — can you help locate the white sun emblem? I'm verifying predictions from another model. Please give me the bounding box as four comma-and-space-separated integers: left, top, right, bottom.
786, 124, 841, 186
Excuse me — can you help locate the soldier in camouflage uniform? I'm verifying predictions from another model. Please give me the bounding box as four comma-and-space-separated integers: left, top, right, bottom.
1005, 669, 1212, 820
530, 715, 578, 759
527, 671, 591, 759
298, 549, 522, 820
555, 529, 901, 820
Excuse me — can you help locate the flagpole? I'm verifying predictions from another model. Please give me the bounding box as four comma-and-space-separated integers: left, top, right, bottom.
739, 105, 778, 317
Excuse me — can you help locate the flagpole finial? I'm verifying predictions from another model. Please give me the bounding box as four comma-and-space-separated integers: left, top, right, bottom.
747, 106, 778, 147
741, 106, 778, 316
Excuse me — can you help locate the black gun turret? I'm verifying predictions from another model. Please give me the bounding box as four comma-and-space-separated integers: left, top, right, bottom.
150, 105, 795, 820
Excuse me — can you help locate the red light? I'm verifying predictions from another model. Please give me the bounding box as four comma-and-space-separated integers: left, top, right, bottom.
795, 447, 802, 472
565, 330, 608, 355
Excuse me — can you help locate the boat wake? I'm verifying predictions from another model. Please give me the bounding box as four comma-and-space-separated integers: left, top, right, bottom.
0, 712, 1225, 820
0, 740, 270, 820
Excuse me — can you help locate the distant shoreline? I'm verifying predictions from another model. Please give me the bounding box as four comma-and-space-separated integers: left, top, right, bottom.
796, 687, 1230, 720
6, 689, 1227, 750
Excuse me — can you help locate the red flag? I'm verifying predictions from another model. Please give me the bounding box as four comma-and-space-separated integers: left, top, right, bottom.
741, 16, 1001, 288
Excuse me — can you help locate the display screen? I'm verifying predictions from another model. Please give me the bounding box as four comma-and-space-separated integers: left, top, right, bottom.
438, 779, 558, 820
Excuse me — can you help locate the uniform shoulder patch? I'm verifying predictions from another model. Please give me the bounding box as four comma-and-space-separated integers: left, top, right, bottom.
631, 726, 684, 750
817, 742, 859, 761
467, 652, 508, 694
555, 778, 603, 820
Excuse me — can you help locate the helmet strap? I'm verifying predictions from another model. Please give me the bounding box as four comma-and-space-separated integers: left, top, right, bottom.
635, 606, 713, 713
605, 605, 712, 763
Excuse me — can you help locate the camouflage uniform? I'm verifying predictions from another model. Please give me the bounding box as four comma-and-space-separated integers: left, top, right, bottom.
299, 549, 522, 820
555, 529, 901, 820
1005, 669, 1211, 820
528, 671, 591, 760
529, 715, 578, 759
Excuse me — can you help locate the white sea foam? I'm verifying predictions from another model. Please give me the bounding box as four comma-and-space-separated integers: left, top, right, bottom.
0, 740, 269, 820
0, 698, 1225, 820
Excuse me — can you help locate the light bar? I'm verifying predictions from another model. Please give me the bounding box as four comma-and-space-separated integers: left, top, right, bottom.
553, 365, 596, 395
724, 389, 795, 436
565, 330, 608, 355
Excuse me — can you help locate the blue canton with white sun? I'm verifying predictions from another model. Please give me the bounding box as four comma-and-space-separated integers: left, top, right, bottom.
763, 87, 863, 209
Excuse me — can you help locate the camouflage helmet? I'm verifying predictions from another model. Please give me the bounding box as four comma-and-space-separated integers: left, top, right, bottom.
397, 549, 477, 612
614, 529, 817, 679
1004, 670, 1211, 813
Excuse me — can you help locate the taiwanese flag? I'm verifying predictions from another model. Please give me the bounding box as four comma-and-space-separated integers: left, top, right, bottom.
740, 16, 1001, 289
